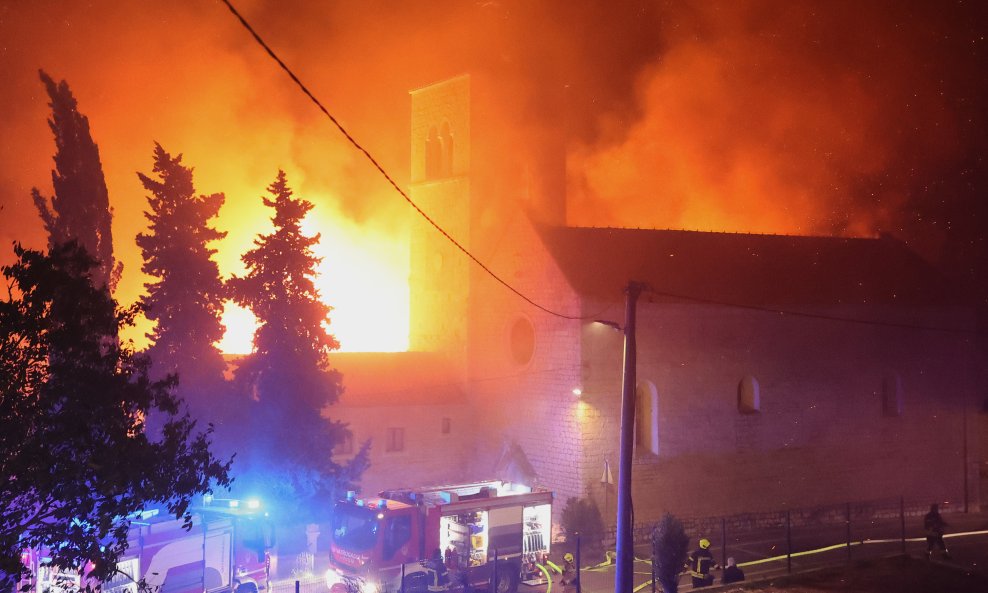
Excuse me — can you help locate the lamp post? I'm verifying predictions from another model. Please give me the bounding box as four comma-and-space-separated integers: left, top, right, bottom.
615, 281, 644, 593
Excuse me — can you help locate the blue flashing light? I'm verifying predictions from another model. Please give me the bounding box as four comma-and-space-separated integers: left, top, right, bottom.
346, 491, 356, 502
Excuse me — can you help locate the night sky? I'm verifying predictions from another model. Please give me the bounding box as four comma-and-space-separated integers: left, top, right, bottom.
1, 0, 986, 346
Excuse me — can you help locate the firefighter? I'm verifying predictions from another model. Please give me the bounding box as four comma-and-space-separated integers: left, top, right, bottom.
429, 548, 449, 587
686, 538, 718, 588
559, 552, 577, 587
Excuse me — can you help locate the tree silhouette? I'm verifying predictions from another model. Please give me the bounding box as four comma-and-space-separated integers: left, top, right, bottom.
0, 242, 231, 590
31, 70, 120, 290
136, 143, 227, 400
652, 513, 689, 593
227, 171, 365, 522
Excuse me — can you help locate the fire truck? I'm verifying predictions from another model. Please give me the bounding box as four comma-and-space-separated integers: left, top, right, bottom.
20, 497, 273, 593
325, 480, 553, 593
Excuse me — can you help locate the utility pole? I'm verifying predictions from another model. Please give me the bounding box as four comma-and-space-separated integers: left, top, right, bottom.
616, 281, 643, 593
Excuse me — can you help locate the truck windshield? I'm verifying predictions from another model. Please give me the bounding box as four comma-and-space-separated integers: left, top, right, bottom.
332, 505, 380, 551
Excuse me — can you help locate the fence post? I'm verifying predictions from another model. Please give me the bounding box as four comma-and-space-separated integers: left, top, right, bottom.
576, 532, 582, 593
786, 510, 792, 574
721, 518, 727, 569
401, 562, 406, 593
651, 557, 656, 593
846, 503, 852, 564
295, 580, 300, 593
900, 496, 906, 556
493, 548, 499, 592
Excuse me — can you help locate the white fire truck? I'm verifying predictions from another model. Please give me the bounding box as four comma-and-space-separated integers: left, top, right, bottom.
325, 480, 553, 593
20, 497, 273, 593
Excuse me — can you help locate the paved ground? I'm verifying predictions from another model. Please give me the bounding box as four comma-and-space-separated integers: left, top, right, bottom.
267, 512, 988, 593
573, 511, 988, 592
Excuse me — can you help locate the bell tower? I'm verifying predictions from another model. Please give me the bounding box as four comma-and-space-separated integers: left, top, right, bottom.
408, 75, 472, 361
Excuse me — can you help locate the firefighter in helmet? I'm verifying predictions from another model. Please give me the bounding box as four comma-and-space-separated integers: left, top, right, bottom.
686, 538, 718, 588
560, 552, 577, 586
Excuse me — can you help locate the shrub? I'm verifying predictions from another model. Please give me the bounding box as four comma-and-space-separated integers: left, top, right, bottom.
559, 496, 605, 556
652, 513, 689, 593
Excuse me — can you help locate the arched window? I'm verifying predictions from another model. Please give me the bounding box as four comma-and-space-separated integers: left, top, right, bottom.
882, 372, 903, 417
425, 126, 441, 179
439, 120, 453, 176
738, 375, 760, 414
636, 381, 659, 456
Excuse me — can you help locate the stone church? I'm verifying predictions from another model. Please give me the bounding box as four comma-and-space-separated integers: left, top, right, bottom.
328, 74, 984, 527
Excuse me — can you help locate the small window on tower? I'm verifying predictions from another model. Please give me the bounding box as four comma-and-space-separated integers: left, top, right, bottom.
441, 417, 452, 435
425, 126, 441, 179
386, 427, 405, 453
738, 375, 761, 414
440, 120, 453, 176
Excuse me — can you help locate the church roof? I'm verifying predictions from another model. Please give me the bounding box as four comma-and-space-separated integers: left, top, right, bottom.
540, 226, 959, 307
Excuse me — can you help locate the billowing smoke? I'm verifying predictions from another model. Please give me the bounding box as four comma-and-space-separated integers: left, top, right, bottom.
566, 1, 987, 264
1, 0, 985, 330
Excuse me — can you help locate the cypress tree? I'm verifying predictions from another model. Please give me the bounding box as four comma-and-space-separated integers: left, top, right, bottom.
31, 70, 119, 290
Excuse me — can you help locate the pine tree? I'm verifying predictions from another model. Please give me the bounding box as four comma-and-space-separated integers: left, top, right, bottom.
31, 70, 119, 290
227, 171, 364, 521
135, 143, 227, 395
0, 242, 231, 589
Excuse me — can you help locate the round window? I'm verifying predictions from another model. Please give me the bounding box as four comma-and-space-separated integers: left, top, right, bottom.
509, 317, 536, 366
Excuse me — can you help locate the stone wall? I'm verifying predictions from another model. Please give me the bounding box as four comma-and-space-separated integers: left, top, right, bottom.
331, 401, 477, 496
579, 301, 980, 524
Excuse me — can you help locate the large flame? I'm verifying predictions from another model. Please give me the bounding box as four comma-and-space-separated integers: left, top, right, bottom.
160, 196, 408, 355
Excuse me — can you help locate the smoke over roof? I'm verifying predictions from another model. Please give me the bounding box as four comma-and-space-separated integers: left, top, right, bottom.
1, 0, 985, 308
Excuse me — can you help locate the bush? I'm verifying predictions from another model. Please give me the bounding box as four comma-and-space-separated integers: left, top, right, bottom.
559, 496, 605, 557
652, 513, 689, 593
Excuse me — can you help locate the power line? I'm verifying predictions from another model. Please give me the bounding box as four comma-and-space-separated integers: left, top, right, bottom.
217, 0, 591, 321
643, 286, 977, 335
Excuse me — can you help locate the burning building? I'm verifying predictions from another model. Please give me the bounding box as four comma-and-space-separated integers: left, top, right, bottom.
328, 74, 983, 526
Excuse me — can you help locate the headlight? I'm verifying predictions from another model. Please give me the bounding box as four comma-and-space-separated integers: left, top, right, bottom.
325, 569, 345, 590
325, 569, 378, 593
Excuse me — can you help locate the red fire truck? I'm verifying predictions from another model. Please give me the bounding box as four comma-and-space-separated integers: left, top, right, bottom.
20, 497, 273, 593
325, 480, 553, 593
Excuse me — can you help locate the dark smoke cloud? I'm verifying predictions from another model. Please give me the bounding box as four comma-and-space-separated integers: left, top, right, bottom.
1, 0, 985, 322
567, 1, 988, 266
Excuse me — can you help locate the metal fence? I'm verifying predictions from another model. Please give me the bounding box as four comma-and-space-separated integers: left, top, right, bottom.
600, 495, 935, 548
577, 496, 959, 592
271, 496, 959, 593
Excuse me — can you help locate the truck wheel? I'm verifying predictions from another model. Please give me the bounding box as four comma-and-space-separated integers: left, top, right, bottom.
234, 581, 259, 593
491, 566, 518, 593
